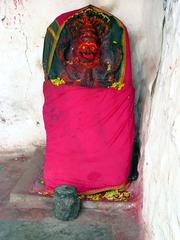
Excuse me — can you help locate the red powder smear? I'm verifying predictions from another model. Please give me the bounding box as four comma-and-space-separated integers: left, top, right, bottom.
13, 0, 24, 8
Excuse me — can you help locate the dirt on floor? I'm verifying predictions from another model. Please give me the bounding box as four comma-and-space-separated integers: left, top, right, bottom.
0, 150, 142, 240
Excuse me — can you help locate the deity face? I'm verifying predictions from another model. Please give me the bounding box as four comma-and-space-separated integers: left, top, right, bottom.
49, 6, 124, 87
75, 40, 99, 68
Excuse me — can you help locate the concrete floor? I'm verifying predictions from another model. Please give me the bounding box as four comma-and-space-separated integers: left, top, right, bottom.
0, 150, 142, 240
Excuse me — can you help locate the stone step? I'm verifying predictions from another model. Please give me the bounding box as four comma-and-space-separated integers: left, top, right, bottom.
9, 147, 136, 210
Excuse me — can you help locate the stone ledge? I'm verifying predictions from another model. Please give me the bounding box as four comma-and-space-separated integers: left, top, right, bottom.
9, 147, 135, 210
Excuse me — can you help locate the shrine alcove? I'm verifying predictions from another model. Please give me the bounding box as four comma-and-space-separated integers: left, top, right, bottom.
0, 0, 179, 239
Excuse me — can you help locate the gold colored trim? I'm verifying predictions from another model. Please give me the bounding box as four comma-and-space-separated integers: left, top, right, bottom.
47, 27, 58, 41
79, 183, 129, 195
47, 22, 65, 75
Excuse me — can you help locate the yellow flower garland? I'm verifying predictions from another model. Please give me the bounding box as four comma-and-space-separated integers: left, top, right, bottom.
51, 77, 66, 86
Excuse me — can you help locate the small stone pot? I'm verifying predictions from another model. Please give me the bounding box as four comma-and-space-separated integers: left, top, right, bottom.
53, 185, 81, 221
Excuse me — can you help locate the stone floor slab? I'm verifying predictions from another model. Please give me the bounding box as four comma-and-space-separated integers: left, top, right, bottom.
0, 221, 113, 240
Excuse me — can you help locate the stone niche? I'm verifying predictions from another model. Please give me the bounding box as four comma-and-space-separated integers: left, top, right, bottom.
0, 0, 179, 239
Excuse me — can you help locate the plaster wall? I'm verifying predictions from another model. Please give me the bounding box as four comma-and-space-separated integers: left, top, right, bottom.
142, 0, 180, 239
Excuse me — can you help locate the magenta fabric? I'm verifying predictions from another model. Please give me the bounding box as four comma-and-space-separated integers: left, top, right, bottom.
43, 83, 135, 193
43, 6, 135, 194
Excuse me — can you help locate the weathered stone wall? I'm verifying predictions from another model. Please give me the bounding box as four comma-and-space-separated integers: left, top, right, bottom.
142, 0, 180, 239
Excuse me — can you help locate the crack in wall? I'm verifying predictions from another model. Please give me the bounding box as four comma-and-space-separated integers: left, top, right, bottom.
163, 0, 167, 10
150, 17, 165, 98
22, 31, 32, 76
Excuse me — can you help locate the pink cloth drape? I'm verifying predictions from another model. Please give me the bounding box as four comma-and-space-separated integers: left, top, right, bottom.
43, 83, 135, 193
